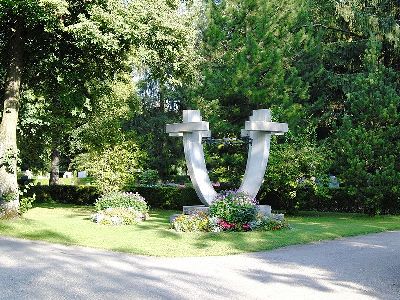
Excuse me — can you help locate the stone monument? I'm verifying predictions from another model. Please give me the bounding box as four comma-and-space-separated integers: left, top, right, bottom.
166, 109, 288, 216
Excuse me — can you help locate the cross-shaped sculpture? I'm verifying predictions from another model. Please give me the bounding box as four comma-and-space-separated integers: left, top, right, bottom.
166, 109, 288, 206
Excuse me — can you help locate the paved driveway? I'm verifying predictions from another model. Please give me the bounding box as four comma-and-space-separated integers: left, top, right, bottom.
0, 231, 399, 300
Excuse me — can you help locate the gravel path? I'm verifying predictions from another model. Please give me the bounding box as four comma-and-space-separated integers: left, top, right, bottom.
0, 231, 399, 300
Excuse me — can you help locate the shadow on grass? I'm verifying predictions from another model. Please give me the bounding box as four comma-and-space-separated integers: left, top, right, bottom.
155, 229, 182, 239
24, 229, 75, 244
0, 222, 13, 231
136, 210, 177, 230
34, 202, 93, 210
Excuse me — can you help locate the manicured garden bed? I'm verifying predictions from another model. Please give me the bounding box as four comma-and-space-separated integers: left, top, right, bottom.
0, 203, 399, 257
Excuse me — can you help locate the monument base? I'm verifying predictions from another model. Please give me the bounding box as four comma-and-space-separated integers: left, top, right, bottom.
169, 205, 283, 224
183, 205, 209, 215
182, 205, 275, 216
256, 205, 271, 217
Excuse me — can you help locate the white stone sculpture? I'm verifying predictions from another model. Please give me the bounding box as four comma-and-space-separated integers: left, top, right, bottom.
78, 171, 87, 179
63, 172, 73, 179
166, 109, 288, 206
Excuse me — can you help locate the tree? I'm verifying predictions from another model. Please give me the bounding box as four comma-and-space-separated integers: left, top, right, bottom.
0, 0, 199, 215
305, 0, 400, 214
185, 0, 325, 190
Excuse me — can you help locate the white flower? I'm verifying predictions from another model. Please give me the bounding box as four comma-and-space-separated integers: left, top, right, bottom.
92, 213, 105, 223
111, 216, 122, 225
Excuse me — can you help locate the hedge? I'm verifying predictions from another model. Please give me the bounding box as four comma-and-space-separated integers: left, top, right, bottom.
22, 184, 202, 209
20, 184, 399, 214
126, 185, 201, 209
25, 185, 100, 206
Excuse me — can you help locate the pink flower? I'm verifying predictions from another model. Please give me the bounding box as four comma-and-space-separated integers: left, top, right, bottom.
242, 223, 251, 231
218, 220, 236, 230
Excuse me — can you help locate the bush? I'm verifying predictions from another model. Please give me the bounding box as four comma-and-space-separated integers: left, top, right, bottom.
72, 142, 145, 193
138, 169, 160, 185
125, 185, 201, 209
249, 215, 290, 231
209, 191, 258, 225
171, 211, 289, 233
171, 212, 212, 232
95, 191, 149, 214
24, 185, 100, 205
19, 195, 36, 214
92, 207, 148, 225
19, 184, 200, 209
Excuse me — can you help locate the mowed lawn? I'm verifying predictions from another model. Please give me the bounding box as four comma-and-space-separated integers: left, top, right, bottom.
0, 203, 399, 257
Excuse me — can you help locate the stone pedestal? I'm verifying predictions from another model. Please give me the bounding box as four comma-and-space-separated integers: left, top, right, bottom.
171, 205, 284, 224
182, 205, 273, 216
169, 214, 181, 223
257, 205, 271, 216
183, 205, 209, 215
272, 213, 285, 221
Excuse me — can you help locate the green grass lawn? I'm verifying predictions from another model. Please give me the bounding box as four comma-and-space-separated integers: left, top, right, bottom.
0, 203, 399, 257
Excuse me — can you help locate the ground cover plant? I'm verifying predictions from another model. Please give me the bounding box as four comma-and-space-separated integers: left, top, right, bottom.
0, 203, 399, 257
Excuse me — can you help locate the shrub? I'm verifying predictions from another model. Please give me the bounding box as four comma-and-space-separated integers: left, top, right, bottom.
92, 207, 148, 225
95, 191, 149, 214
249, 214, 290, 231
171, 190, 291, 233
171, 211, 290, 233
72, 142, 145, 193
171, 212, 212, 232
125, 185, 201, 209
24, 185, 100, 205
138, 169, 160, 185
209, 191, 258, 225
19, 184, 200, 209
19, 195, 36, 215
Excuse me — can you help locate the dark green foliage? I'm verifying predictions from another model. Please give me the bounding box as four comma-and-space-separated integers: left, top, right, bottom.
262, 136, 331, 214
209, 191, 257, 224
4, 0, 400, 215
21, 184, 199, 209
126, 185, 201, 210
138, 169, 160, 185
190, 0, 400, 215
308, 3, 400, 215
19, 195, 36, 215
25, 185, 100, 206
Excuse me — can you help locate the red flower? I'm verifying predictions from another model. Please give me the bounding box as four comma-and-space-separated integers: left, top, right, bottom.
218, 220, 236, 230
242, 223, 251, 231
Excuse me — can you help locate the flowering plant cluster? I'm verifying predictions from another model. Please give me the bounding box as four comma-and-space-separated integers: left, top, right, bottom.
171, 190, 290, 232
92, 191, 149, 226
95, 191, 149, 213
92, 207, 148, 225
171, 212, 211, 232
172, 211, 289, 232
209, 190, 257, 226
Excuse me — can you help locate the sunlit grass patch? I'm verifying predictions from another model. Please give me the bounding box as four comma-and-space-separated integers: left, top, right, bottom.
0, 203, 399, 257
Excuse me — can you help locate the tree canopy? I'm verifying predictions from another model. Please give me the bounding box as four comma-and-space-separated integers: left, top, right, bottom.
1, 0, 399, 215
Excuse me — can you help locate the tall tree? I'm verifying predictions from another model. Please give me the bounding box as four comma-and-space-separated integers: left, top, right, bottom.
0, 0, 198, 214
309, 0, 400, 213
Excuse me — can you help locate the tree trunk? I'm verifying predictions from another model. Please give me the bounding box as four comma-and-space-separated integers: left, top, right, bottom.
0, 19, 24, 217
49, 148, 60, 185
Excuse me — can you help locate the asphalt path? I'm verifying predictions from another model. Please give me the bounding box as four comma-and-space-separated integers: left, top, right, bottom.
0, 231, 399, 300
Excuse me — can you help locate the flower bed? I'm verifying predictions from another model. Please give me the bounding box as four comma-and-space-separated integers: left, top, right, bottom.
171, 190, 290, 232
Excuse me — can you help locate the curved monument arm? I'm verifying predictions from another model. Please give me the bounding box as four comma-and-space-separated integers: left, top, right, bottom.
239, 109, 288, 199
166, 109, 288, 206
166, 110, 217, 206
